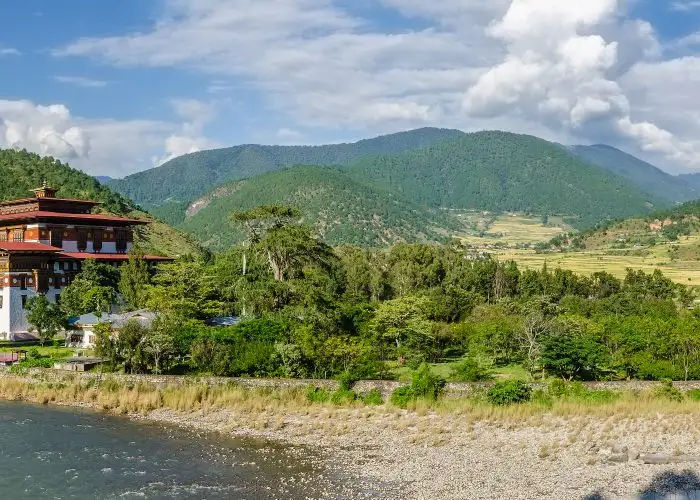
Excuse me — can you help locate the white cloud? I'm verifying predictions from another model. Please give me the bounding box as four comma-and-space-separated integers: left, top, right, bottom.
152, 99, 219, 166
53, 75, 109, 88
0, 100, 90, 159
671, 1, 700, 11
0, 99, 212, 176
0, 47, 21, 57
46, 0, 700, 172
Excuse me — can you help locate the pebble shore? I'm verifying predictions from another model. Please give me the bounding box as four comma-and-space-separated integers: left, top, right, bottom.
136, 406, 700, 499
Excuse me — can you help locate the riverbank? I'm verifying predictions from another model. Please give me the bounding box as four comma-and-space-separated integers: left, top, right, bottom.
3, 372, 700, 499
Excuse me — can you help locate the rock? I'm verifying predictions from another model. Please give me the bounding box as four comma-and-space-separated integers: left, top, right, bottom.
607, 453, 629, 463
641, 453, 700, 464
628, 448, 640, 461
612, 444, 629, 454
642, 453, 673, 464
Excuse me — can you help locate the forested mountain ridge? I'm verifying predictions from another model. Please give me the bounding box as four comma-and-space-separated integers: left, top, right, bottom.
107, 127, 466, 221
343, 131, 667, 229
570, 144, 698, 203
0, 149, 203, 258
179, 164, 464, 250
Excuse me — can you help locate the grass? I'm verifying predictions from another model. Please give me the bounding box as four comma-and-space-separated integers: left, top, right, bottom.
3, 374, 700, 425
496, 248, 700, 286
454, 212, 571, 246
0, 344, 74, 358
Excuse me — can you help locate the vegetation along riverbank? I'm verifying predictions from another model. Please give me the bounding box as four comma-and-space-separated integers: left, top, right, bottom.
5, 371, 700, 499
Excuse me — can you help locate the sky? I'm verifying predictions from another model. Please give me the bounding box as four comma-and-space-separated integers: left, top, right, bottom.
1, 0, 700, 177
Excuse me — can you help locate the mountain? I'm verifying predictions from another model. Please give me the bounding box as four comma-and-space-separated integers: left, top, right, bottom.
0, 149, 203, 258
106, 127, 466, 223
178, 165, 465, 250
94, 175, 113, 183
343, 131, 666, 229
570, 144, 698, 203
677, 173, 700, 192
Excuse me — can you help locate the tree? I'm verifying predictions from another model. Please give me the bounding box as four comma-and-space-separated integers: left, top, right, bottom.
258, 224, 336, 282
540, 317, 608, 381
231, 205, 300, 276
147, 258, 222, 319
517, 313, 550, 377
672, 316, 700, 381
115, 320, 149, 374
370, 296, 434, 360
119, 248, 151, 310
25, 295, 65, 346
60, 259, 119, 317
143, 327, 175, 374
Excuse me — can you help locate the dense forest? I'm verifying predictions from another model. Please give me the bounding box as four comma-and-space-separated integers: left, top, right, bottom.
570, 144, 698, 203
107, 127, 465, 222
344, 132, 665, 230
38, 208, 700, 384
178, 165, 464, 250
0, 149, 203, 258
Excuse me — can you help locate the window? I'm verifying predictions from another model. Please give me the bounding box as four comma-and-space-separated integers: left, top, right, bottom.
93, 230, 103, 252
115, 229, 127, 253
77, 229, 87, 252
50, 229, 63, 248
19, 275, 26, 290
21, 295, 27, 309
12, 229, 24, 242
0, 231, 7, 242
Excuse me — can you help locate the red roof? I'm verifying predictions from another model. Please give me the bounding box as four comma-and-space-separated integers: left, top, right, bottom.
0, 353, 18, 363
0, 211, 148, 225
0, 242, 60, 253
0, 197, 100, 207
58, 252, 172, 261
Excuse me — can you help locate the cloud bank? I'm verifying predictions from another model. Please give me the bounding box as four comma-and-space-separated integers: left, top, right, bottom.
4, 0, 698, 174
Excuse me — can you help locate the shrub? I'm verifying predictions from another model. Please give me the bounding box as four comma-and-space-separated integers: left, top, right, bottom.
487, 380, 532, 406
27, 348, 40, 359
306, 386, 331, 404
360, 388, 384, 406
686, 389, 700, 402
330, 388, 357, 405
654, 380, 684, 402
390, 386, 414, 409
411, 363, 446, 401
450, 358, 493, 382
336, 371, 356, 392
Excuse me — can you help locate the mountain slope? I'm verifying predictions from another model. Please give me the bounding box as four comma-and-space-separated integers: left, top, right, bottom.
178, 165, 465, 250
570, 144, 697, 203
344, 131, 667, 229
0, 149, 202, 258
107, 127, 466, 223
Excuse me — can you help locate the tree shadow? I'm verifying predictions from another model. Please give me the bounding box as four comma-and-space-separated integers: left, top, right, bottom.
638, 470, 700, 499
584, 470, 700, 499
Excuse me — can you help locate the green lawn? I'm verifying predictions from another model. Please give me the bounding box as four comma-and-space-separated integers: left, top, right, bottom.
0, 343, 74, 359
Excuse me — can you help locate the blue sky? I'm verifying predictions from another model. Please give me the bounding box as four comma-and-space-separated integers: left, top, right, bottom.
1, 0, 700, 177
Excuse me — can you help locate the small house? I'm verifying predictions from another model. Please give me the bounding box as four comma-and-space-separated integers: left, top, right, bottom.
66, 309, 157, 348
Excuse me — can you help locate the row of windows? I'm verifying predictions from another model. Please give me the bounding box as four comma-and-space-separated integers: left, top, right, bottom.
0, 228, 129, 250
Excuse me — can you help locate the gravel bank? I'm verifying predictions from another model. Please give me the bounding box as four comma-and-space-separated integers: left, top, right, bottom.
137, 406, 700, 499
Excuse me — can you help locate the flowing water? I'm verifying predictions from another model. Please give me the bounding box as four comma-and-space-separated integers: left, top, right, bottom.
0, 400, 358, 499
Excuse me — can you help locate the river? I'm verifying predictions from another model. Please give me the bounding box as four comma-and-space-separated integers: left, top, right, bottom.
0, 400, 357, 499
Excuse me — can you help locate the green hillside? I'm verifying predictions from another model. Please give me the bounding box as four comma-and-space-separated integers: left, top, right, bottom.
0, 149, 202, 258
107, 127, 466, 223
344, 131, 667, 229
570, 144, 698, 203
178, 165, 465, 250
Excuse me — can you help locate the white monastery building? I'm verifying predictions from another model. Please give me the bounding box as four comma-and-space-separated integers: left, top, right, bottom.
0, 184, 170, 340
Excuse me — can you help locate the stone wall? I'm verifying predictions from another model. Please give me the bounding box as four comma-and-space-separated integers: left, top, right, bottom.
4, 367, 700, 398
